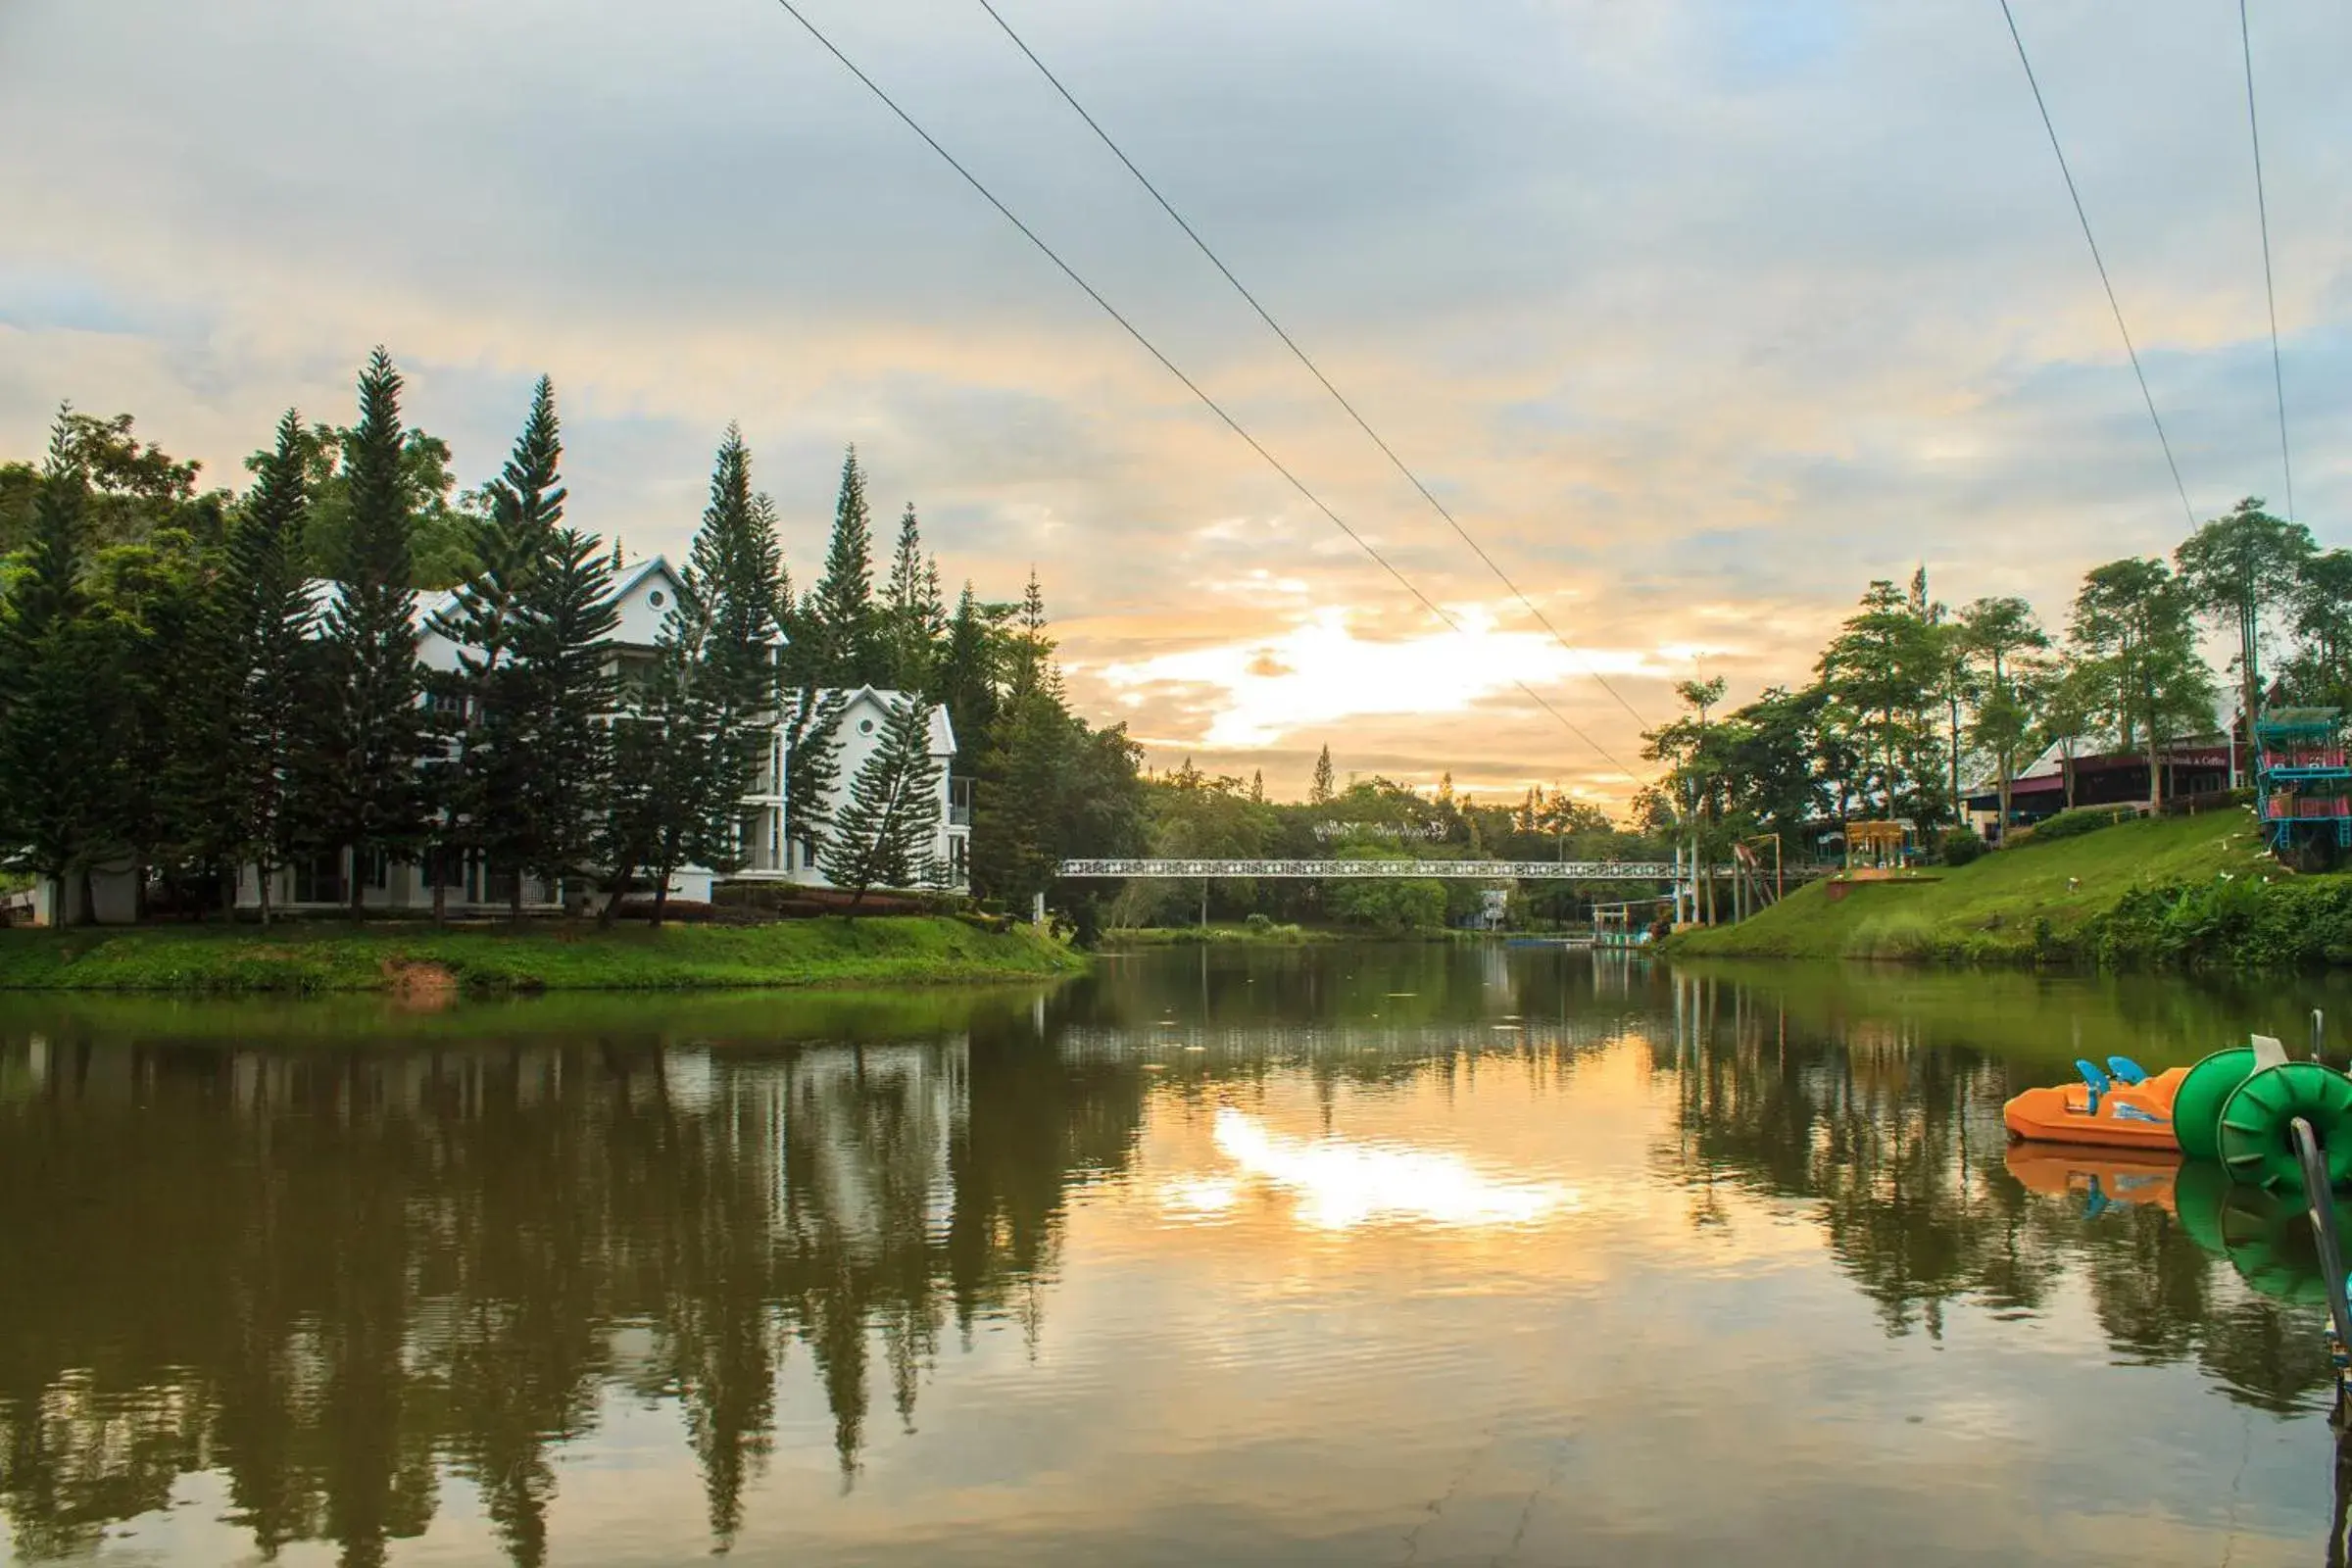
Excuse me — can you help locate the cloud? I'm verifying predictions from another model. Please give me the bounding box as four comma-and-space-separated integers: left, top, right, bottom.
3, 0, 2347, 802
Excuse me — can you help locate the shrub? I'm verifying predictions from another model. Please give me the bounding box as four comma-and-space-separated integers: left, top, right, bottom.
1939, 829, 1986, 867
2023, 806, 2137, 844
1245, 912, 1275, 933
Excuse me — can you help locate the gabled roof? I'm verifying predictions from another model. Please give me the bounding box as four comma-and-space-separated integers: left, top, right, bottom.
819, 685, 957, 757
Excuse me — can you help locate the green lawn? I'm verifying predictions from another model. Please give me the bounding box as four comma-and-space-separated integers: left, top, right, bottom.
0, 915, 1086, 994
1670, 808, 2278, 963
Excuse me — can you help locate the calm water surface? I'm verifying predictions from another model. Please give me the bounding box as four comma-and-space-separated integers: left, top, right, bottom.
9, 948, 2352, 1565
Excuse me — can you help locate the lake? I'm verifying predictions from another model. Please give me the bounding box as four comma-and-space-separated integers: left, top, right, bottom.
6, 945, 2352, 1565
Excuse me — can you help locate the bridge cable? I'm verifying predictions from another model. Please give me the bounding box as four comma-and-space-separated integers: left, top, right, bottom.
973, 0, 1653, 732
1995, 0, 2199, 531
2236, 0, 2294, 520
765, 0, 1646, 783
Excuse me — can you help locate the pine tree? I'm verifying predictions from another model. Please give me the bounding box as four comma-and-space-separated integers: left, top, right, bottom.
935, 581, 1001, 747
303, 348, 428, 913
805, 446, 882, 685
1250, 769, 1265, 804
1310, 745, 1336, 805
598, 580, 727, 926
1007, 568, 1054, 699
511, 526, 618, 903
882, 503, 942, 692
782, 687, 848, 865
427, 375, 565, 917
681, 428, 787, 879
222, 409, 319, 923
820, 693, 945, 903
0, 410, 113, 919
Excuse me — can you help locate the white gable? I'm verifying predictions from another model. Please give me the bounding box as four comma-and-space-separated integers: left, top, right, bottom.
609, 558, 686, 648
821, 687, 956, 760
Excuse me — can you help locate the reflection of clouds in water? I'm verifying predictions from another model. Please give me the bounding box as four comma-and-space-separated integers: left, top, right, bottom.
1203, 1106, 1573, 1230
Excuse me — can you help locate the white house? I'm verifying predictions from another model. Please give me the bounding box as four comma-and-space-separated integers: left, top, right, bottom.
236, 555, 788, 915
220, 557, 967, 919
785, 686, 969, 890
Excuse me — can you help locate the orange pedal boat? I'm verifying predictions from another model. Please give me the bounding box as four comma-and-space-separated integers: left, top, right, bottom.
2002, 1059, 2187, 1152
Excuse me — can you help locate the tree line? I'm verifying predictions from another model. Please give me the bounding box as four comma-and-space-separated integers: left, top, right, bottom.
0, 349, 1149, 922
1640, 498, 2337, 879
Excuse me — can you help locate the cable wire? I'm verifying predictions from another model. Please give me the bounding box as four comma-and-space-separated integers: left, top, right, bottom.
973, 0, 1653, 732
766, 0, 1643, 781
2237, 0, 2293, 520
1995, 0, 2198, 530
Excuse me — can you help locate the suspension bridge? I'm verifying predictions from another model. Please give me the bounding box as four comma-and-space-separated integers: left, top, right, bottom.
1058, 859, 1687, 880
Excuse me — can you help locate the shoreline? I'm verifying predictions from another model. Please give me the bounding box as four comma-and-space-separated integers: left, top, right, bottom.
0, 915, 1087, 995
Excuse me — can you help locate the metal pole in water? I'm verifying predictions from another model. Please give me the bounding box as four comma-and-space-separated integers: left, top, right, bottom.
2318, 1008, 2328, 1065
2290, 1117, 2352, 1409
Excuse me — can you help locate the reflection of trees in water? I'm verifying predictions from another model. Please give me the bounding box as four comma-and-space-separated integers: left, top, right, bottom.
1655, 973, 2333, 1412
0, 1004, 1143, 1563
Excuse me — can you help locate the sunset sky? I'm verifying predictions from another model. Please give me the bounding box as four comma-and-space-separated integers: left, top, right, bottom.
3, 0, 2345, 805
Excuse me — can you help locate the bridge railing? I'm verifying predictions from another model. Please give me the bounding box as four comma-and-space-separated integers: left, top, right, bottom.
1055, 858, 1837, 881
1056, 858, 1684, 880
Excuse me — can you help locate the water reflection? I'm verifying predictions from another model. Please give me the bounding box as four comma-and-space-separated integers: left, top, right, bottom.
1205, 1106, 1573, 1229
2, 954, 2351, 1563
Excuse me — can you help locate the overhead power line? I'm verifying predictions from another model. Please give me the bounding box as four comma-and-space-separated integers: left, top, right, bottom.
765, 0, 1644, 782
972, 0, 1655, 733
2237, 0, 2294, 520
1995, 0, 2199, 531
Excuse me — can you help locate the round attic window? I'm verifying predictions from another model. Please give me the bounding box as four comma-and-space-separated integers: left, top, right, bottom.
859, 718, 876, 735
649, 589, 666, 608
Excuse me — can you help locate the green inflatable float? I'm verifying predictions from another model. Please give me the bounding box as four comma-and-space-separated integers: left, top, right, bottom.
2216, 1062, 2352, 1194
2173, 1047, 2259, 1164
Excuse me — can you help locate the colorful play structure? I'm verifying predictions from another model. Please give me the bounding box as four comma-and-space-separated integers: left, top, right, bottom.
2258, 707, 2352, 855
2006, 1015, 2352, 1413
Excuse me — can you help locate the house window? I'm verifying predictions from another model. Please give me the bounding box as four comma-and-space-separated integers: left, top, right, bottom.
649, 589, 666, 609
425, 847, 467, 890
859, 718, 875, 735
949, 836, 969, 886
293, 851, 346, 906
484, 865, 520, 906
363, 850, 391, 892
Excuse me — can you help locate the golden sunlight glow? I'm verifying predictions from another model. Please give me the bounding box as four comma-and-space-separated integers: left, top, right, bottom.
1205, 1106, 1574, 1230
1097, 607, 1690, 752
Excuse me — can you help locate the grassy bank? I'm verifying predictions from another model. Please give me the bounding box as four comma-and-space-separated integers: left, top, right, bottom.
1668, 808, 2282, 965
0, 916, 1086, 995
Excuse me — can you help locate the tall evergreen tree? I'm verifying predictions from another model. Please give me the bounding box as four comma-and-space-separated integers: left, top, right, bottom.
820, 693, 945, 902
1007, 568, 1054, 700
303, 348, 428, 913
427, 375, 565, 916
0, 410, 112, 919
598, 580, 727, 927
782, 687, 848, 867
882, 503, 941, 691
804, 446, 882, 685
934, 581, 1001, 748
681, 428, 787, 879
511, 527, 619, 904
1310, 746, 1336, 805
222, 410, 320, 922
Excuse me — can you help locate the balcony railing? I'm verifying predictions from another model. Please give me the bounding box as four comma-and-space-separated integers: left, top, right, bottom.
949, 804, 971, 826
